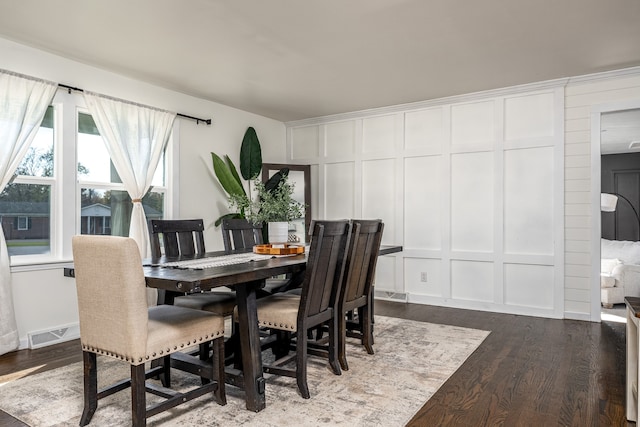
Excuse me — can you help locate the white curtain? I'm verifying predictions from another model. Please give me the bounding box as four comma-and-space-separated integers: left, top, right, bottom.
0, 70, 57, 355
83, 92, 176, 304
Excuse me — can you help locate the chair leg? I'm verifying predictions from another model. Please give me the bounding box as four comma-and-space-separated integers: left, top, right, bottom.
296, 330, 310, 399
131, 364, 146, 427
199, 342, 211, 385
338, 310, 349, 371
272, 330, 292, 359
161, 355, 171, 387
213, 337, 227, 406
80, 351, 98, 426
361, 305, 374, 355
328, 316, 342, 375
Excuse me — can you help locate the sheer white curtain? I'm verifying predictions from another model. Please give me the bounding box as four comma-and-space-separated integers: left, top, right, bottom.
83, 92, 176, 304
0, 70, 57, 355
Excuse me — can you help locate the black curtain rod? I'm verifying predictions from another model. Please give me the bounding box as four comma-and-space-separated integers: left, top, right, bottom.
58, 83, 212, 125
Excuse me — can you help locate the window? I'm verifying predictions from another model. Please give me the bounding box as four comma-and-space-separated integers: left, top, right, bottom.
17, 217, 30, 231
77, 112, 166, 237
0, 92, 174, 265
0, 106, 54, 257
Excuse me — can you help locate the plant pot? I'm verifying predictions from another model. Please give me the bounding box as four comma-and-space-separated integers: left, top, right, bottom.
268, 221, 288, 245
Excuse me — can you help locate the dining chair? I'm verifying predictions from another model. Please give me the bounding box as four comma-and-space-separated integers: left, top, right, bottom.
337, 219, 384, 371
220, 217, 264, 251
148, 219, 237, 317
242, 220, 351, 398
221, 217, 301, 294
148, 218, 206, 258
72, 235, 226, 427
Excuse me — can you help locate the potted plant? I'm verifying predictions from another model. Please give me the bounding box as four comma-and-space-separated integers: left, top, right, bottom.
228, 173, 304, 244
211, 126, 262, 226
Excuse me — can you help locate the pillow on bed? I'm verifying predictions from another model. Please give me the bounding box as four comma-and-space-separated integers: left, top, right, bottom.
601, 258, 622, 274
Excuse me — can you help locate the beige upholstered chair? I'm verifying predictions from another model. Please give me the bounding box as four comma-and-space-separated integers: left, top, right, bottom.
337, 219, 384, 370
72, 235, 226, 427
244, 220, 351, 398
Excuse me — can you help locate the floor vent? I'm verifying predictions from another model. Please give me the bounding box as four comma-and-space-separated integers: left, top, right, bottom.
27, 323, 80, 349
374, 291, 407, 302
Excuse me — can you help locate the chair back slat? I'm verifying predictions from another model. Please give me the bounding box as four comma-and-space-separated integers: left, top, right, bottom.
299, 220, 351, 319
221, 218, 263, 252
148, 219, 206, 258
342, 220, 384, 304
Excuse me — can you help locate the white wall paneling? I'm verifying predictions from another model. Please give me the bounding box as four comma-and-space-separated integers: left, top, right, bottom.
451, 152, 495, 253
324, 162, 355, 219
404, 156, 442, 249
287, 87, 565, 317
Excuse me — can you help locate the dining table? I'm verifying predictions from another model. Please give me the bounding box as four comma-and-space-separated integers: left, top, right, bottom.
141, 244, 402, 412
144, 249, 307, 412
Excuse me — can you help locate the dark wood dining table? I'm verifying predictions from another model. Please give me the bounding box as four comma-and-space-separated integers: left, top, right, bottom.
142, 244, 402, 412
144, 250, 306, 412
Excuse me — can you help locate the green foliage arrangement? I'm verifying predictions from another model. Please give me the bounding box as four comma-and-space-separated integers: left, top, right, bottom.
228, 174, 304, 224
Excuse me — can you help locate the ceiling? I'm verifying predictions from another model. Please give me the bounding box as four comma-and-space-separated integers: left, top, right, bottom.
0, 0, 639, 123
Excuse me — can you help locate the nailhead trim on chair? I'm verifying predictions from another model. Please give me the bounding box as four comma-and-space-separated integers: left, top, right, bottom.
81, 330, 224, 363
257, 320, 296, 331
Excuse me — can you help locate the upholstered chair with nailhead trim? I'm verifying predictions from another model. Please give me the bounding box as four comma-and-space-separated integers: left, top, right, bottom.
234, 220, 351, 399
72, 235, 226, 427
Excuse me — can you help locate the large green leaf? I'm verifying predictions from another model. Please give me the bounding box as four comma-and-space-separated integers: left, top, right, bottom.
211, 152, 245, 197
214, 212, 244, 227
239, 127, 262, 180
225, 155, 243, 189
264, 168, 289, 193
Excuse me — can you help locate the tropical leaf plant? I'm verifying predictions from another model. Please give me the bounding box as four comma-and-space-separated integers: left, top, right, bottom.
239, 127, 262, 181
211, 127, 264, 226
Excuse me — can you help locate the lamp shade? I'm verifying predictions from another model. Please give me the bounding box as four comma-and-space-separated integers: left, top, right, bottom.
601, 193, 619, 212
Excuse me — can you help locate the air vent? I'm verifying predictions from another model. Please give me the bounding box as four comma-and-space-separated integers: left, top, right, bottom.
374, 291, 407, 302
27, 323, 79, 349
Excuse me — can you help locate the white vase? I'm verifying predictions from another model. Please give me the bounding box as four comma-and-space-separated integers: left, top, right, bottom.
268, 221, 289, 246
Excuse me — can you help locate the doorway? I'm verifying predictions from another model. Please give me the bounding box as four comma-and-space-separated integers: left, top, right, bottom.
593, 104, 640, 322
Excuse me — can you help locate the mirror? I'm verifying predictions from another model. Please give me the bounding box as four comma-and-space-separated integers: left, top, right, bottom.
262, 163, 311, 244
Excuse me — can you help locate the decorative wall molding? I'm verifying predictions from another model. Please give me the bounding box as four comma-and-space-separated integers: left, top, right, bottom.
286, 66, 640, 128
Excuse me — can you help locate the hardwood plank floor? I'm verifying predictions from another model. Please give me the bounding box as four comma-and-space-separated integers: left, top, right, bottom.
0, 301, 630, 426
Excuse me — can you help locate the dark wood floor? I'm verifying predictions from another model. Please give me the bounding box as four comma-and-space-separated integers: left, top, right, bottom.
0, 301, 631, 426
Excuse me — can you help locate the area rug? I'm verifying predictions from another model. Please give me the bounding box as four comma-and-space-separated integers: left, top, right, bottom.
0, 316, 489, 426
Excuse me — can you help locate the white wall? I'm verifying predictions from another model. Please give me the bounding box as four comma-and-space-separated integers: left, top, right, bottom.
286, 86, 566, 319
564, 70, 640, 320
1, 37, 286, 348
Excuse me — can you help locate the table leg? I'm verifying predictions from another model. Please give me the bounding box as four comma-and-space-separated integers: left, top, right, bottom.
235, 280, 266, 412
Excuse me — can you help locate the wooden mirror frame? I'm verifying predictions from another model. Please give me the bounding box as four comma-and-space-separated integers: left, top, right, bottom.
261, 163, 311, 239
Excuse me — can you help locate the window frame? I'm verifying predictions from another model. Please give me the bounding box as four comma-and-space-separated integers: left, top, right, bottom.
8, 90, 177, 269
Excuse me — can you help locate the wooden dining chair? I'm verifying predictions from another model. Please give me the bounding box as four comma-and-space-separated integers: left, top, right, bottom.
148, 219, 237, 317
337, 219, 384, 371
220, 217, 264, 251
148, 218, 206, 258
72, 235, 226, 427
242, 220, 351, 398
221, 217, 300, 294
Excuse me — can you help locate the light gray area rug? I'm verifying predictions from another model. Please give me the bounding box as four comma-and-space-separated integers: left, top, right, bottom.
0, 316, 489, 426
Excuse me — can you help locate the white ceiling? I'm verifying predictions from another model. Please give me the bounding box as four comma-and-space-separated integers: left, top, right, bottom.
0, 0, 639, 123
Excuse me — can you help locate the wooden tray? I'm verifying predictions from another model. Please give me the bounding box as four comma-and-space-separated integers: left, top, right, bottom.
253, 244, 305, 255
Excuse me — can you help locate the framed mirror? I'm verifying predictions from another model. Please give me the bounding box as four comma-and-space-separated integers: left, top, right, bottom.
262, 163, 311, 243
